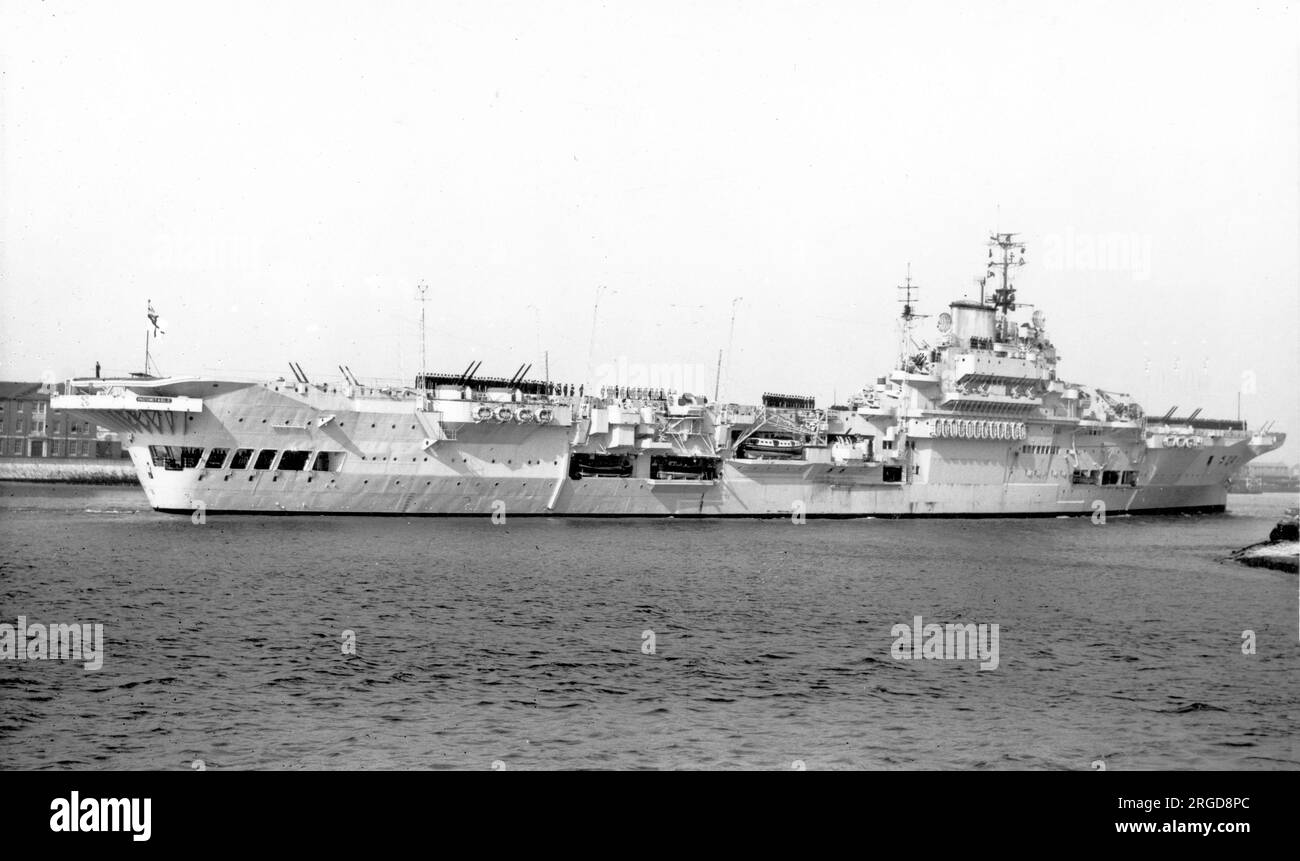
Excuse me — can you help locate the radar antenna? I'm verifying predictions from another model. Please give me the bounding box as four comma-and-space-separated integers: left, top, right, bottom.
897, 262, 921, 322
896, 264, 930, 371
986, 232, 1026, 313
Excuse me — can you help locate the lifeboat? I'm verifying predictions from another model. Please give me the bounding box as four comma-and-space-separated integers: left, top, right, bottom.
569, 454, 634, 479
739, 433, 805, 460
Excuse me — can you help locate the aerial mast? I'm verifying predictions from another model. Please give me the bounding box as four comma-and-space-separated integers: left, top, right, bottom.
986, 232, 1026, 314
715, 296, 742, 403
416, 282, 429, 376
986, 233, 1027, 344
896, 263, 927, 370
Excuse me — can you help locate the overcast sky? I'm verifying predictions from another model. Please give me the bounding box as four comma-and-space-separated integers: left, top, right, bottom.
1, 1, 1296, 446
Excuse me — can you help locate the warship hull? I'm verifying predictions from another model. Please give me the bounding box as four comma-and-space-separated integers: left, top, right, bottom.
53, 376, 1279, 518
52, 235, 1287, 517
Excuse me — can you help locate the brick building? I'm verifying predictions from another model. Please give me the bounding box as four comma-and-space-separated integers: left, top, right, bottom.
0, 381, 124, 459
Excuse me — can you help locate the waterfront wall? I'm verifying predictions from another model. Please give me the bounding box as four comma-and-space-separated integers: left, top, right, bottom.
0, 456, 138, 484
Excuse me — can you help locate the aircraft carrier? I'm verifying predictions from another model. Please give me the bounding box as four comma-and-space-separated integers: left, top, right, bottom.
52, 234, 1286, 517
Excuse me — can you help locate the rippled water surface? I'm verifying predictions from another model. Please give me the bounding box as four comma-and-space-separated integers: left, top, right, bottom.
1, 482, 1297, 770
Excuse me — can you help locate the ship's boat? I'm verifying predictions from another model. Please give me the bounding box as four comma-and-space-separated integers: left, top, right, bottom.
568, 454, 633, 479
738, 433, 805, 459
649, 456, 719, 481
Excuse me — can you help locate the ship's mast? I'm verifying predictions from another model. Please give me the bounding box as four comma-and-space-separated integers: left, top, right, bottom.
715, 296, 742, 403
896, 263, 924, 369
986, 232, 1026, 313
986, 233, 1027, 344
416, 282, 429, 375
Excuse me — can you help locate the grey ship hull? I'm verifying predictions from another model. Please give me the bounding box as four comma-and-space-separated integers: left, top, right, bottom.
51, 234, 1286, 518
53, 376, 1278, 519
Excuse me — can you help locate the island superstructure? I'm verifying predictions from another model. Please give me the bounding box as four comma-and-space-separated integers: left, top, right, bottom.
52, 234, 1286, 517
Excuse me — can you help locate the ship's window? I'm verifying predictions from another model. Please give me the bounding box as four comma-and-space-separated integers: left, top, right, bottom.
278, 450, 310, 471
181, 447, 204, 469
149, 445, 183, 470
1101, 470, 1119, 485
254, 449, 278, 470
205, 448, 229, 469
312, 451, 344, 472
229, 448, 253, 469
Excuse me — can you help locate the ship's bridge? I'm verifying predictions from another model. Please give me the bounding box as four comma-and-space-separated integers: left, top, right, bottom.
944, 351, 1054, 387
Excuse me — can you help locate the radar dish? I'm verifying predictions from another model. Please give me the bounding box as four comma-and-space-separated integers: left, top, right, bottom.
937, 312, 952, 333
1031, 310, 1046, 329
